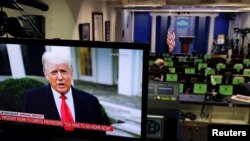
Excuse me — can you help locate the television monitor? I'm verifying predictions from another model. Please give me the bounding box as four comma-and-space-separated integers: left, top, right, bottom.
218, 84, 234, 96
148, 81, 179, 98
0, 38, 149, 141
166, 73, 178, 82
193, 83, 208, 95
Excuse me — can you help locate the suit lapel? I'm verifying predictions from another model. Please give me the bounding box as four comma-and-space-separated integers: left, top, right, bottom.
44, 85, 61, 120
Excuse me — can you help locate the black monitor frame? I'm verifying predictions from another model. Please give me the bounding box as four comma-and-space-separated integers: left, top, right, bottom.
0, 38, 149, 141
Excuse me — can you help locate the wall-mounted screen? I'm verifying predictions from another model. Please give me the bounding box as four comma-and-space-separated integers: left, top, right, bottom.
0, 38, 149, 141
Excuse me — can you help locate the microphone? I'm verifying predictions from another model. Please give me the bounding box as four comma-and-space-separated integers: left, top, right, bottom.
0, 0, 49, 11
17, 0, 49, 11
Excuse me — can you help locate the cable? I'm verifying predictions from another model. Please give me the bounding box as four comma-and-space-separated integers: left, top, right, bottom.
9, 0, 45, 38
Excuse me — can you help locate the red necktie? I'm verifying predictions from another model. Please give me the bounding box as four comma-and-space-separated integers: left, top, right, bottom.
60, 95, 74, 131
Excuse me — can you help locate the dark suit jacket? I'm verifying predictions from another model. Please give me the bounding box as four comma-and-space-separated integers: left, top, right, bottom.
23, 85, 106, 138
149, 64, 169, 80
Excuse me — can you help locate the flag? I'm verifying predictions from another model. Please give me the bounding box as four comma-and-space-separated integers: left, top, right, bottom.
166, 17, 176, 53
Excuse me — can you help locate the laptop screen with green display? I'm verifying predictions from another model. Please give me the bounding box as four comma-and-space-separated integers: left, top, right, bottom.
193, 83, 207, 94
219, 85, 234, 96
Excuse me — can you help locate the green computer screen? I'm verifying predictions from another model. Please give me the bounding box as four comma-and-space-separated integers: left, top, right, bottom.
210, 75, 223, 85
179, 83, 184, 94
193, 83, 207, 94
185, 68, 195, 74
166, 74, 178, 82
219, 85, 233, 96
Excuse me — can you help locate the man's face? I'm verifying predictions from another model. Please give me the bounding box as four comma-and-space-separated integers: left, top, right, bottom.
44, 63, 72, 94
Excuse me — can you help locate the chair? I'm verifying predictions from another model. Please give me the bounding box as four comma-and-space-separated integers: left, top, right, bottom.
192, 82, 211, 95
204, 54, 211, 61
165, 61, 174, 67
166, 73, 178, 82
184, 67, 196, 74
194, 58, 203, 65
233, 63, 244, 73
164, 58, 172, 62
198, 63, 208, 71
204, 67, 216, 77
216, 63, 226, 72
243, 59, 250, 67
217, 84, 234, 96
209, 75, 224, 85
149, 60, 155, 66
168, 67, 176, 73
178, 57, 187, 62
243, 69, 250, 77
232, 76, 245, 85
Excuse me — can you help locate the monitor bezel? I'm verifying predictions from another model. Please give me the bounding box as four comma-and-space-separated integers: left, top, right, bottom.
0, 38, 149, 141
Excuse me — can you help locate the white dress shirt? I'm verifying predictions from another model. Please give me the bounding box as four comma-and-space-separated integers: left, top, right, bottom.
51, 87, 75, 121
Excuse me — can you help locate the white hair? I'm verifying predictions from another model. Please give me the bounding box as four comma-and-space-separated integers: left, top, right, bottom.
42, 52, 72, 71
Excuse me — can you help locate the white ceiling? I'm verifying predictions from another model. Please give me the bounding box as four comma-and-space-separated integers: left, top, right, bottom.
104, 0, 250, 12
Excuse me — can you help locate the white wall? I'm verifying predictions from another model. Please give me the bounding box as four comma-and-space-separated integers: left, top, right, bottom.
3, 0, 114, 40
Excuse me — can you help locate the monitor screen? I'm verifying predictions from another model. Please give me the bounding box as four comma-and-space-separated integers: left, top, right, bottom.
166, 73, 178, 82
219, 85, 234, 96
148, 81, 179, 97
0, 38, 149, 141
193, 83, 207, 95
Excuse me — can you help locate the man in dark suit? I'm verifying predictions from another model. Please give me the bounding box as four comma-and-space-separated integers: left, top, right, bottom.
23, 51, 106, 137
149, 58, 169, 81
